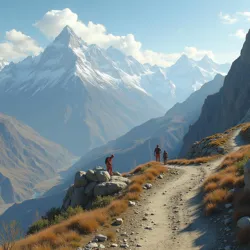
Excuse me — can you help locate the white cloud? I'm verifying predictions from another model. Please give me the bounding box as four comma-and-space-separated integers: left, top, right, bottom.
237, 11, 250, 21
231, 29, 247, 39
0, 29, 43, 61
219, 12, 238, 24
34, 8, 215, 67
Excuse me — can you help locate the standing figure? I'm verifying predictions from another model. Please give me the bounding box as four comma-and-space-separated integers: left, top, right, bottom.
154, 145, 161, 162
163, 150, 168, 165
105, 154, 114, 176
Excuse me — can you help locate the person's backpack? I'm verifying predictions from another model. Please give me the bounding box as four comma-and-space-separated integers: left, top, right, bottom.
105, 157, 109, 164
155, 147, 161, 154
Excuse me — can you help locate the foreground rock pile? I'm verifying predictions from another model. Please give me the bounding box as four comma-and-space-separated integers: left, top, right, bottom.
186, 133, 226, 158
62, 167, 130, 210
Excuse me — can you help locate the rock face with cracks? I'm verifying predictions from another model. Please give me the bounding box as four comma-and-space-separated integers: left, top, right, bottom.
62, 166, 130, 210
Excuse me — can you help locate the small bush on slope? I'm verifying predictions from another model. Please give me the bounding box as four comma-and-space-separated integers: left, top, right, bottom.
92, 196, 114, 209
12, 162, 167, 249
27, 206, 84, 235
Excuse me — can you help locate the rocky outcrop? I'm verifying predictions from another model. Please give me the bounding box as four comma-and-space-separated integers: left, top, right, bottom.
186, 133, 226, 158
180, 29, 250, 157
62, 167, 130, 210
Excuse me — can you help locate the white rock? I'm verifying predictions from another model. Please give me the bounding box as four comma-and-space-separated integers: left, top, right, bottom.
99, 244, 105, 249
113, 218, 123, 226
85, 242, 99, 249
237, 216, 250, 229
144, 183, 152, 189
129, 201, 136, 206
120, 243, 129, 248
111, 243, 118, 247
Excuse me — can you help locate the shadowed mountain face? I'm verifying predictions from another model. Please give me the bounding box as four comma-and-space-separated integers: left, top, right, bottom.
0, 113, 74, 204
180, 29, 250, 157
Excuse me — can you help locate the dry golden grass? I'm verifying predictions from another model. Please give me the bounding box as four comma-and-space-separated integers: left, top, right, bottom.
128, 183, 143, 193
168, 155, 220, 166
203, 142, 250, 217
204, 188, 229, 204
10, 162, 167, 250
204, 182, 217, 193
218, 175, 236, 189
237, 227, 250, 245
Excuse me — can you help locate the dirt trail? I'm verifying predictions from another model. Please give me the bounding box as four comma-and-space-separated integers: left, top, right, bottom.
118, 129, 242, 250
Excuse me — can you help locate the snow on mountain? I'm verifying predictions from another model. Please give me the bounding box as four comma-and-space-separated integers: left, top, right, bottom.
0, 26, 164, 155
0, 60, 8, 71
0, 26, 230, 155
167, 54, 230, 102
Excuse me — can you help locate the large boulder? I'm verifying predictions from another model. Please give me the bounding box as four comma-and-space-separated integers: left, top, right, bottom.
96, 171, 111, 182
111, 176, 131, 185
74, 171, 88, 187
84, 182, 97, 197
94, 181, 128, 197
237, 216, 250, 229
86, 169, 99, 182
71, 187, 89, 208
244, 159, 250, 191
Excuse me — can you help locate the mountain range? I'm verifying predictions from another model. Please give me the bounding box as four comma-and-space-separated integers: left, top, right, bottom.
180, 29, 250, 156
0, 26, 230, 155
0, 60, 8, 71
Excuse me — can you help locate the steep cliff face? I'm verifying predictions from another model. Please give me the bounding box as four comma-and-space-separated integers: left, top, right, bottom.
180, 30, 250, 157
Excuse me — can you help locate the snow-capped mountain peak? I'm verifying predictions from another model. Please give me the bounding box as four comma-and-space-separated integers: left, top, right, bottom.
53, 25, 87, 50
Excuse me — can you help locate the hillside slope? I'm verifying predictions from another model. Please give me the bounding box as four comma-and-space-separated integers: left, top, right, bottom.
0, 113, 73, 204
180, 29, 250, 157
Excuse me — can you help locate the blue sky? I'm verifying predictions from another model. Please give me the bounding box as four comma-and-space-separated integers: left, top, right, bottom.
0, 0, 249, 66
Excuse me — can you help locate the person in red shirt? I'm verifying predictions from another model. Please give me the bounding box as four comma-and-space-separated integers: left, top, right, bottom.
105, 154, 114, 176
154, 145, 161, 162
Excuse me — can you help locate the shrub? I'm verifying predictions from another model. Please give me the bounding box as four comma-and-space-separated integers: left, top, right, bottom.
27, 219, 49, 235
219, 175, 236, 189
204, 203, 217, 216
128, 183, 143, 193
204, 189, 228, 204
43, 207, 61, 221
92, 196, 114, 209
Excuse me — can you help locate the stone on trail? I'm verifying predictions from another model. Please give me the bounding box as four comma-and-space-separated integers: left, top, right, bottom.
111, 243, 118, 247
120, 243, 129, 248
144, 183, 152, 189
237, 216, 250, 229
84, 242, 99, 249
111, 176, 131, 184
94, 234, 108, 242
113, 218, 123, 226
129, 201, 136, 206
99, 244, 105, 248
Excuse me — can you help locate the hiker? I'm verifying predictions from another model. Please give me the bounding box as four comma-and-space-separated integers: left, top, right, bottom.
154, 145, 161, 162
163, 150, 168, 165
105, 154, 114, 176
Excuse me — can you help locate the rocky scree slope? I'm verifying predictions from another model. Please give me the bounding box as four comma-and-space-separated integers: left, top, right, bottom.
180, 29, 250, 157
0, 113, 73, 204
